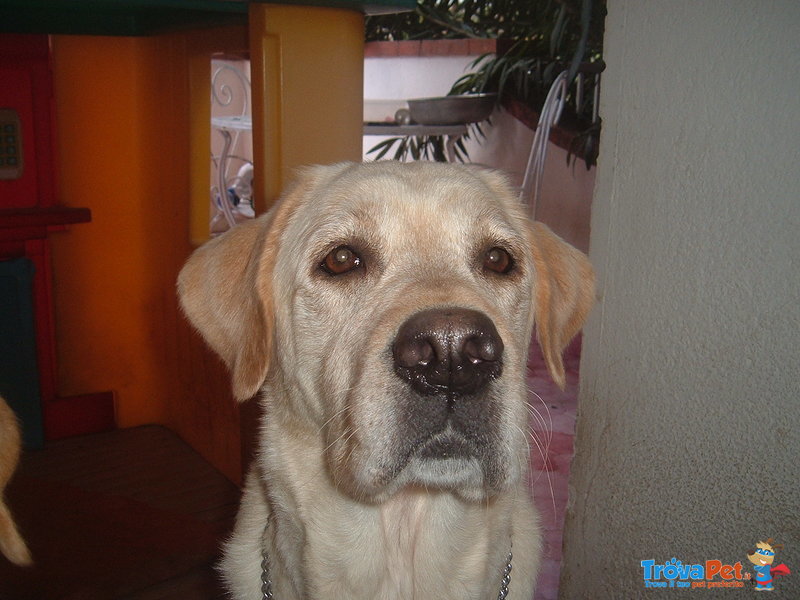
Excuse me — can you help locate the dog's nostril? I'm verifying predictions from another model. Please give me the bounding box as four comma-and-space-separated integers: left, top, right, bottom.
395, 337, 435, 368
463, 335, 502, 364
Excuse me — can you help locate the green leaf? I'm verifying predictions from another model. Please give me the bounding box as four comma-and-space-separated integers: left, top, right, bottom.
410, 138, 421, 160
549, 3, 567, 57
367, 137, 401, 161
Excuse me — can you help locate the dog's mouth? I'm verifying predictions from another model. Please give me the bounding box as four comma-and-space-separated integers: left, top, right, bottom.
371, 427, 493, 499
337, 406, 516, 503
413, 430, 476, 461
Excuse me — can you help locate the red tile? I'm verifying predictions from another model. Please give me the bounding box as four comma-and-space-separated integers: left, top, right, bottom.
395, 40, 422, 56
526, 335, 581, 600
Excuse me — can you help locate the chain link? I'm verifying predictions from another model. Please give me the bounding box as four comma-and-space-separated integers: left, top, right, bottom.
261, 522, 273, 600
497, 549, 513, 599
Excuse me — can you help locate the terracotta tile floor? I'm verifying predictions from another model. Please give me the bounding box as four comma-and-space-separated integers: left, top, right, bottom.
527, 336, 582, 600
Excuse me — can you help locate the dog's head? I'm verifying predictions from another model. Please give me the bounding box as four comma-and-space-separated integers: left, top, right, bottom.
179, 162, 594, 502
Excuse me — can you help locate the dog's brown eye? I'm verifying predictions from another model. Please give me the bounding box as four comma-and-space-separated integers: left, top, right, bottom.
483, 247, 513, 274
322, 246, 362, 275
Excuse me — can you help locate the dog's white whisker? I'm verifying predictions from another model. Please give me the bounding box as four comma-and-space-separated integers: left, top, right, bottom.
331, 426, 363, 489
527, 388, 554, 433
520, 421, 558, 527
319, 410, 356, 454
317, 404, 351, 437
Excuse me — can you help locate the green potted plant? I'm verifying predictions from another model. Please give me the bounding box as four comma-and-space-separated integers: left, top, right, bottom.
365, 0, 605, 167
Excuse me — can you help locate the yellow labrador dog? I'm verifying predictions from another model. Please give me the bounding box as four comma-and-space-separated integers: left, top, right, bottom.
179, 161, 593, 599
0, 396, 32, 566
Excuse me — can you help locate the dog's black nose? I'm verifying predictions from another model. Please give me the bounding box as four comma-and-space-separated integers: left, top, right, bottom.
392, 308, 503, 396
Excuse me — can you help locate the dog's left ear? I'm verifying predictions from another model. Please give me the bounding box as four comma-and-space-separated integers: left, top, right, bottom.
528, 222, 595, 389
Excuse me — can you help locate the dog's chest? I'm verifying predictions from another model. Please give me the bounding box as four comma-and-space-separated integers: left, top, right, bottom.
377, 493, 429, 595
307, 492, 490, 599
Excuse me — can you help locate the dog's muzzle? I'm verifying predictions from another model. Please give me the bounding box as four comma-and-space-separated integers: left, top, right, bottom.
392, 308, 503, 397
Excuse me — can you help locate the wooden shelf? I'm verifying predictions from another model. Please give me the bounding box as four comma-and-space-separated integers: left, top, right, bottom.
0, 206, 92, 242
0, 206, 91, 229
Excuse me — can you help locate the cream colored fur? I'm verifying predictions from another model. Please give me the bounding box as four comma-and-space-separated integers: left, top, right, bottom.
0, 396, 32, 566
178, 162, 594, 599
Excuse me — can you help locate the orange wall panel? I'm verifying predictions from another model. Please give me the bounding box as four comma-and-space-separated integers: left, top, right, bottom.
49, 32, 245, 482
50, 35, 167, 426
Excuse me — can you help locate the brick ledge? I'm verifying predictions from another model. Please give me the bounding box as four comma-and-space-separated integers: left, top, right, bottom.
365, 39, 496, 58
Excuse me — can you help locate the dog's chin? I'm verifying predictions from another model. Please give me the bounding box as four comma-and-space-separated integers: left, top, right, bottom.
348, 435, 514, 504
353, 459, 490, 504
403, 456, 490, 502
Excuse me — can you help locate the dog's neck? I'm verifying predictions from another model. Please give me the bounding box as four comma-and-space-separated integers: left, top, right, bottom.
257, 400, 519, 598
259, 494, 514, 600
378, 489, 435, 572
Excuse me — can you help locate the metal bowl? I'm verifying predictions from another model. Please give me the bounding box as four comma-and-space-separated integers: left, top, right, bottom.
407, 93, 497, 126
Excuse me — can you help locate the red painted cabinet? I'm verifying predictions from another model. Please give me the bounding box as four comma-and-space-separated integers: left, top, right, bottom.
0, 34, 113, 445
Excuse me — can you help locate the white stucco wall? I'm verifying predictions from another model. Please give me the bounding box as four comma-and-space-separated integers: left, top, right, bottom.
364, 55, 477, 100
561, 1, 800, 596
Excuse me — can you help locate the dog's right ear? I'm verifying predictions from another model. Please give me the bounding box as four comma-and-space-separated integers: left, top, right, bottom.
178, 214, 277, 401
178, 164, 349, 400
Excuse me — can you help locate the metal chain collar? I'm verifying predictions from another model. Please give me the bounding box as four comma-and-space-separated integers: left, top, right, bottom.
261, 546, 273, 600
261, 522, 512, 599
